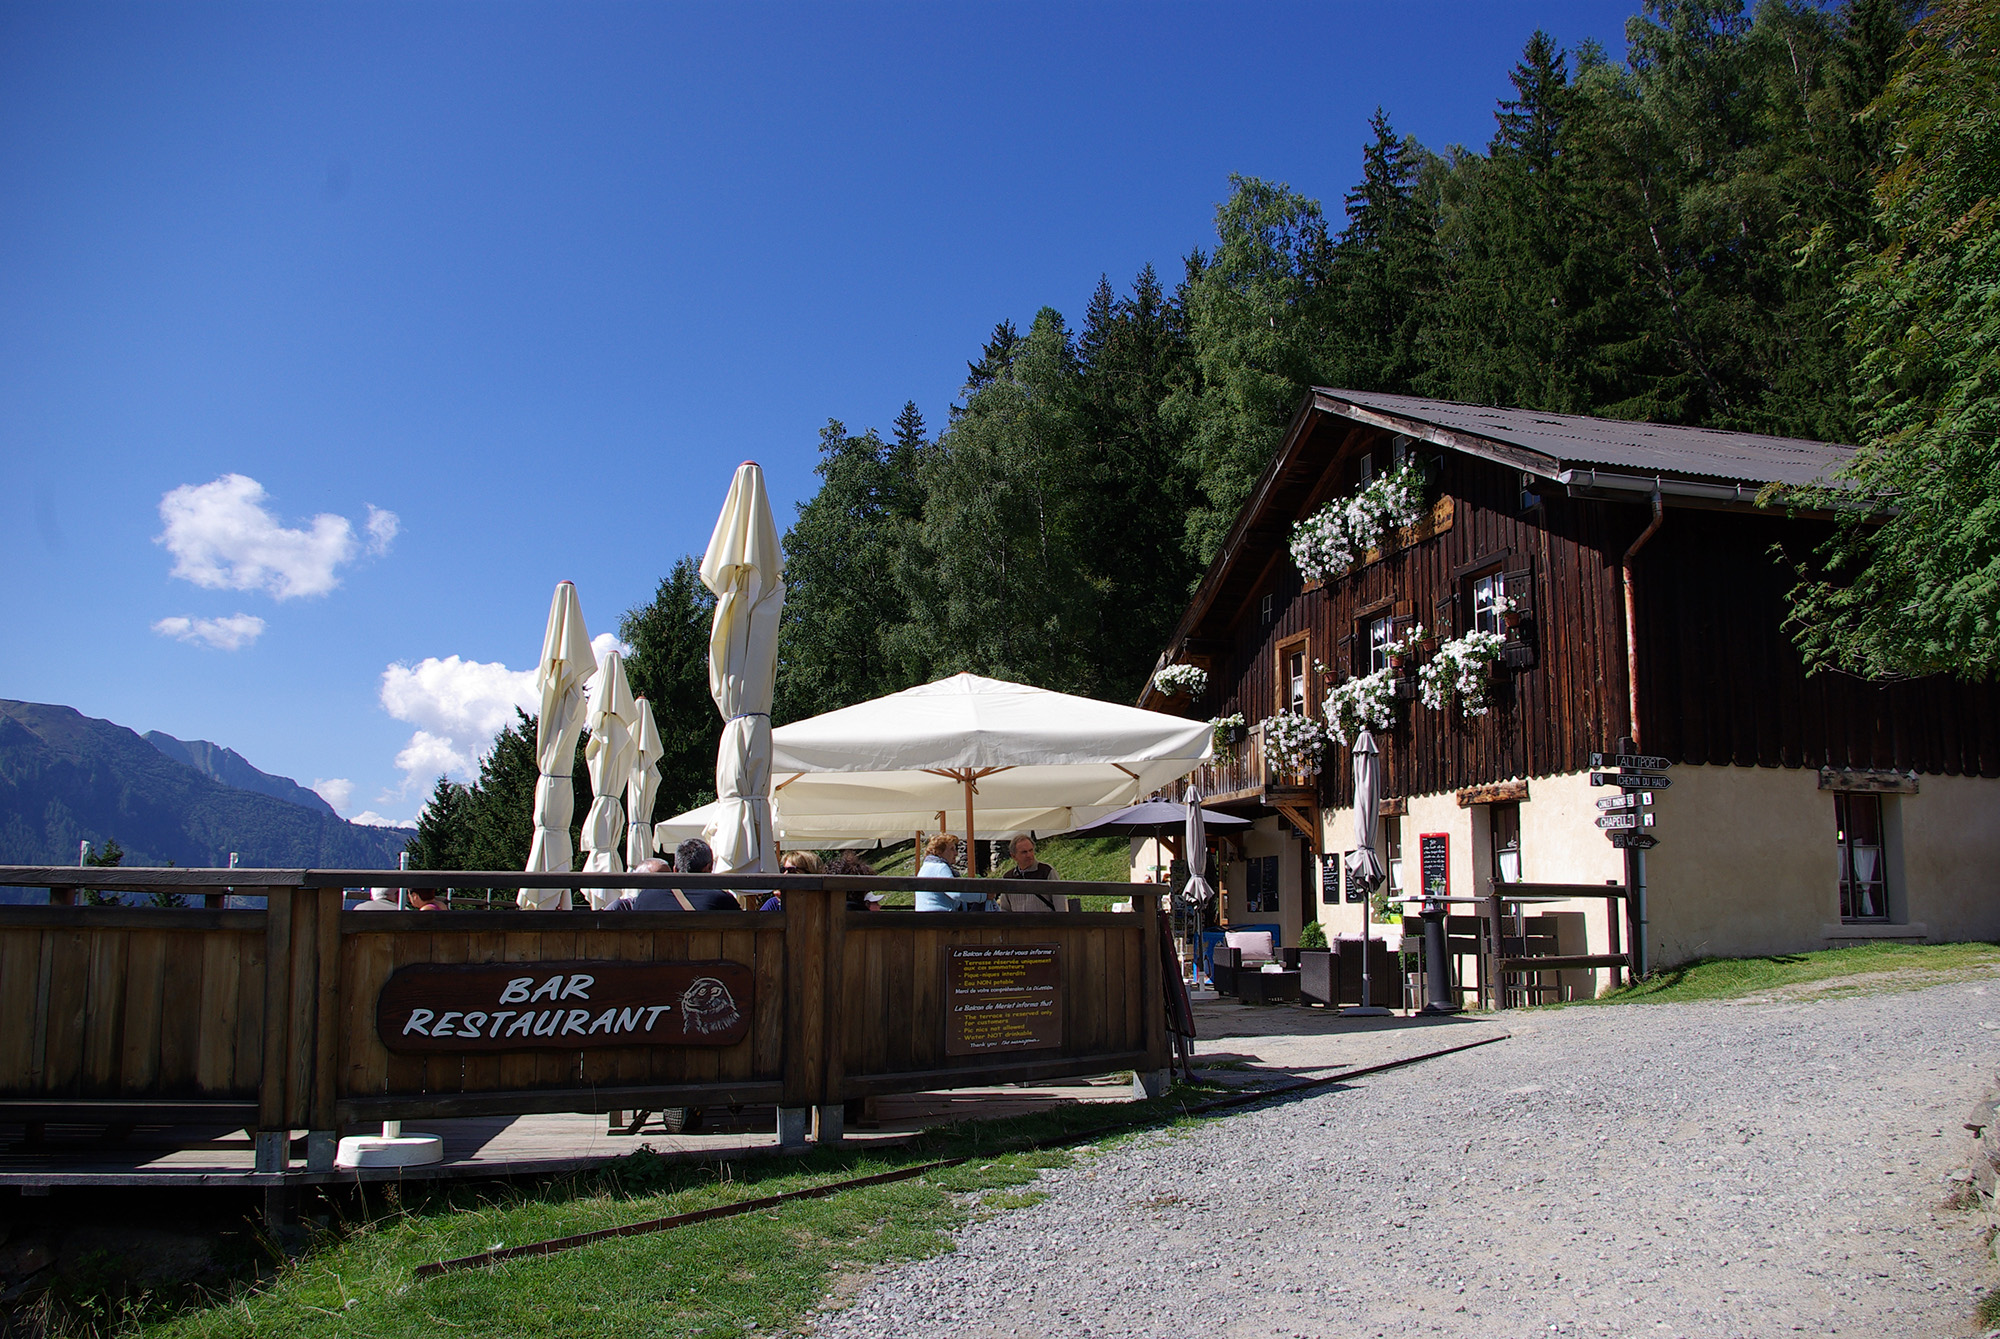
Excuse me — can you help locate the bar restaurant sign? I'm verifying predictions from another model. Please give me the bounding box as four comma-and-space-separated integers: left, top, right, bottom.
943, 943, 1062, 1056
377, 961, 753, 1053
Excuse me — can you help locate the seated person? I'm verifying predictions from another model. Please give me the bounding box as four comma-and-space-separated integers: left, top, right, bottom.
915, 834, 987, 911
828, 851, 885, 911
763, 851, 822, 911
619, 842, 739, 911
995, 833, 1065, 913
407, 888, 447, 911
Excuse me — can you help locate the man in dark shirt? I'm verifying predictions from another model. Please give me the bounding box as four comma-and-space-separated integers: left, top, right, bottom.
619, 841, 739, 911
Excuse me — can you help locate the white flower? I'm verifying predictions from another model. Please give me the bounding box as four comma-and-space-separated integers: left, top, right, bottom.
1152, 664, 1209, 697
1289, 462, 1427, 583
1321, 668, 1398, 744
1418, 631, 1506, 718
1260, 712, 1333, 778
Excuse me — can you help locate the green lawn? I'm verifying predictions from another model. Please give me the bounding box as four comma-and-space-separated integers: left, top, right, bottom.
1583, 940, 2000, 1006
820, 835, 1137, 910
124, 1086, 1221, 1339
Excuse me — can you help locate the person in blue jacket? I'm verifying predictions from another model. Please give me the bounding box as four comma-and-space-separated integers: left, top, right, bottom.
915, 833, 986, 911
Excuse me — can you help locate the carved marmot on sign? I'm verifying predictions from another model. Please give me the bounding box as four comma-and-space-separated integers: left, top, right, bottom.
679, 977, 741, 1036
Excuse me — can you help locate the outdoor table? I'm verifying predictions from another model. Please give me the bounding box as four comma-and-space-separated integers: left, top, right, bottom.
1237, 968, 1300, 1006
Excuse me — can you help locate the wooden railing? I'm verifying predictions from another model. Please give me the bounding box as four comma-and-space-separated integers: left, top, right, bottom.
0, 867, 1167, 1171
1194, 722, 1319, 803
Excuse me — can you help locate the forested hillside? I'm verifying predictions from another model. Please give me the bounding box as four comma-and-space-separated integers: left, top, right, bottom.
416, 0, 1998, 856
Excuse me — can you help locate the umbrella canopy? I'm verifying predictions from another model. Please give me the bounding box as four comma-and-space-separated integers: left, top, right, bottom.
701, 462, 786, 873
770, 673, 1213, 851
624, 697, 664, 867
1344, 730, 1385, 892
520, 582, 595, 910
652, 799, 881, 852
579, 651, 639, 909
1063, 799, 1249, 839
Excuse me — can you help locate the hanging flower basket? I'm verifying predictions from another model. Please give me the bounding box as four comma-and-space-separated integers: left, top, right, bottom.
1417, 631, 1507, 718
1208, 712, 1247, 760
1260, 711, 1333, 778
1152, 663, 1209, 699
1321, 668, 1398, 745
1288, 462, 1427, 583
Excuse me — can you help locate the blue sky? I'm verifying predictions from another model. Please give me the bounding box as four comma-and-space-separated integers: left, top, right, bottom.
0, 0, 1637, 828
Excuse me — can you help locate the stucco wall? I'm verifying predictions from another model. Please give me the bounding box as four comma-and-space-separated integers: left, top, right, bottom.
1648, 765, 2000, 964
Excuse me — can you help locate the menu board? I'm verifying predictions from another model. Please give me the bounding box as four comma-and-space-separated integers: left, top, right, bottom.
1418, 832, 1450, 901
943, 944, 1062, 1056
1318, 854, 1342, 905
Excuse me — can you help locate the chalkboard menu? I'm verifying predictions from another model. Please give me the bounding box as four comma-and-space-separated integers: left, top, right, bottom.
1318, 854, 1342, 904
1418, 832, 1450, 901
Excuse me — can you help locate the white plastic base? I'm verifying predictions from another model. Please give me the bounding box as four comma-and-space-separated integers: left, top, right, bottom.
1340, 1005, 1397, 1017
334, 1134, 445, 1169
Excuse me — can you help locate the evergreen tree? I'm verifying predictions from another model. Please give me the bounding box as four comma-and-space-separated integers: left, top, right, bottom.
81, 836, 124, 907
405, 777, 473, 871
1333, 109, 1438, 394
621, 557, 723, 814
1784, 0, 2000, 679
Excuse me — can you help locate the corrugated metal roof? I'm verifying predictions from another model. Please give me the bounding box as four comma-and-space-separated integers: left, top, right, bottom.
1316, 389, 1857, 488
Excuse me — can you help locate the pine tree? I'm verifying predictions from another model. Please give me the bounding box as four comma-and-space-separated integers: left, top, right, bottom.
1333, 109, 1438, 395
621, 557, 723, 815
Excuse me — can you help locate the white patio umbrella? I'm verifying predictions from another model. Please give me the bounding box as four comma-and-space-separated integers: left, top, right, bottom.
520, 582, 595, 910
1342, 728, 1395, 1016
700, 462, 786, 874
768, 673, 1213, 856
624, 696, 664, 867
579, 650, 639, 910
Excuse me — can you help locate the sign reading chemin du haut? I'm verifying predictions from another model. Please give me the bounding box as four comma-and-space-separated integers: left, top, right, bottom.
376, 960, 753, 1053
943, 943, 1061, 1056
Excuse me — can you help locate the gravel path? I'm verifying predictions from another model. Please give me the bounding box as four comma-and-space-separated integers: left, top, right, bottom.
817, 979, 2000, 1339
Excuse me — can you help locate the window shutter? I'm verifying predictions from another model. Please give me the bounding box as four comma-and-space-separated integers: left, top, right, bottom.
1336, 633, 1355, 675
1500, 564, 1535, 617
1434, 593, 1455, 638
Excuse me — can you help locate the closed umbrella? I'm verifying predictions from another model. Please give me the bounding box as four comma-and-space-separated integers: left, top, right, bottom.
701, 462, 786, 874
520, 582, 595, 910
1179, 781, 1214, 910
625, 696, 664, 867
1342, 728, 1395, 1015
579, 651, 638, 909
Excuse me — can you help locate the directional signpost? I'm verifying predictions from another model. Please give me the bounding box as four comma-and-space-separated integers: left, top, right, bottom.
1588, 743, 1670, 977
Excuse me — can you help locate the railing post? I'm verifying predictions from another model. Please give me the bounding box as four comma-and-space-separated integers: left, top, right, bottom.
816, 887, 848, 1145
305, 885, 343, 1172
778, 887, 826, 1152
255, 887, 294, 1173
1135, 892, 1170, 1097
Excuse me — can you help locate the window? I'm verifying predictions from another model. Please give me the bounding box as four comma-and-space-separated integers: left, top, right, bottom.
1358, 452, 1374, 486
1261, 593, 1274, 625
1471, 572, 1504, 637
1383, 816, 1404, 894
1367, 614, 1394, 673
1490, 802, 1522, 884
1246, 854, 1281, 914
1837, 793, 1888, 921
1276, 633, 1311, 715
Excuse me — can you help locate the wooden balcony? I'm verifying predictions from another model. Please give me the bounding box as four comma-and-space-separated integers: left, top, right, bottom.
1193, 724, 1322, 848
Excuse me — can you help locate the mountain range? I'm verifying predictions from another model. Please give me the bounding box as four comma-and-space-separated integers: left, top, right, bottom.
0, 699, 410, 872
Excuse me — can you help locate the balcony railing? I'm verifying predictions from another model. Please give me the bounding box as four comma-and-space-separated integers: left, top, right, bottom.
1194, 721, 1323, 805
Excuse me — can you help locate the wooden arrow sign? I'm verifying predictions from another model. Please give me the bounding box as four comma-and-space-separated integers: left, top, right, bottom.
1591, 752, 1671, 771
1595, 792, 1654, 812
1596, 812, 1657, 830
1607, 831, 1659, 850
1590, 771, 1672, 790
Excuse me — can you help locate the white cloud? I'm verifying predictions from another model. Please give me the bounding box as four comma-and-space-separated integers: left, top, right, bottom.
351, 810, 418, 830
152, 612, 267, 651
365, 505, 399, 554
313, 778, 354, 812
380, 655, 537, 788
156, 474, 398, 600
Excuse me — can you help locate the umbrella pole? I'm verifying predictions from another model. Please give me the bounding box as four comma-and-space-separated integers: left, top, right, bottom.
963, 774, 976, 883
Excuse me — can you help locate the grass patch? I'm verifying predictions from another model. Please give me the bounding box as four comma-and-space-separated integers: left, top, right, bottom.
1579, 940, 2000, 1007
128, 1083, 1229, 1339
819, 835, 1137, 910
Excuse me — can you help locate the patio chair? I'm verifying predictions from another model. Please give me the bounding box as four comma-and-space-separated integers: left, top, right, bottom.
1210, 930, 1277, 997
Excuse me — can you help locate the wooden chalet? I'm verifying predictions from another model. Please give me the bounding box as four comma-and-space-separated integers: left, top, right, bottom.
1140, 390, 2000, 994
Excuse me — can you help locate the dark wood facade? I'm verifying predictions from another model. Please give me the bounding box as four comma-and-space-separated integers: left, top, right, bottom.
1149, 399, 2000, 817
